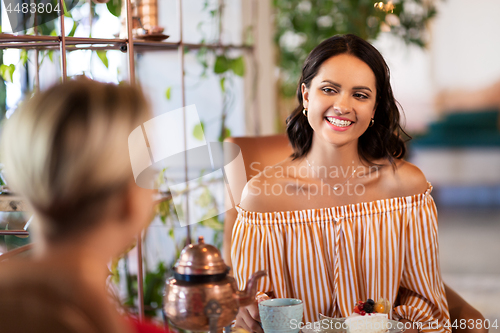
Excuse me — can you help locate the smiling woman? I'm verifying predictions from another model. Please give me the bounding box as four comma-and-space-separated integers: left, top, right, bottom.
287, 34, 406, 166
231, 34, 454, 333
302, 54, 377, 146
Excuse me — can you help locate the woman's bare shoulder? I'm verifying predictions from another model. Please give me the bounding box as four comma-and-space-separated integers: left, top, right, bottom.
378, 159, 428, 198
238, 158, 301, 212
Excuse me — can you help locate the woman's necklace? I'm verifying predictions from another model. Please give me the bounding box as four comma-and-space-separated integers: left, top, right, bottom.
305, 158, 359, 191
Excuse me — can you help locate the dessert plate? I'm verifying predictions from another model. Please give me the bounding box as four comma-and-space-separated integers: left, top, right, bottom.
301, 315, 405, 333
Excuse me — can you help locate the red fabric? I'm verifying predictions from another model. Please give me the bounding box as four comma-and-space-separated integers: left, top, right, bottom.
127, 318, 169, 333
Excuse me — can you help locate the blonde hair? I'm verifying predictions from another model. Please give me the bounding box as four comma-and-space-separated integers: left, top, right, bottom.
1, 78, 151, 240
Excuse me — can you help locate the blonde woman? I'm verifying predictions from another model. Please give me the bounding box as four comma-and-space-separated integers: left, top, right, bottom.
0, 79, 166, 333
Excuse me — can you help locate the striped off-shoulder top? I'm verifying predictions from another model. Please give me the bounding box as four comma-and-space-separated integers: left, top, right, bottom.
231, 182, 450, 333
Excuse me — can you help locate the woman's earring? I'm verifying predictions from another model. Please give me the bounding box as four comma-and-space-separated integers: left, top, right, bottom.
369, 118, 375, 127
303, 109, 308, 117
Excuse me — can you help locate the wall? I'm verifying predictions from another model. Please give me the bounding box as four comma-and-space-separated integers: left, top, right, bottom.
373, 0, 500, 133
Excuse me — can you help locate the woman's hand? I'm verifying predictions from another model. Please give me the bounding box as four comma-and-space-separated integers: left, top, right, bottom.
399, 319, 419, 333
235, 301, 263, 333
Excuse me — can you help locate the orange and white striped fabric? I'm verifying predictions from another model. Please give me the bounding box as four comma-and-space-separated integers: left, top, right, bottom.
231, 182, 450, 333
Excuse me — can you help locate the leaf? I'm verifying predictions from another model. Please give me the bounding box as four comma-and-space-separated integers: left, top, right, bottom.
218, 127, 231, 142
0, 64, 15, 83
155, 199, 170, 224
38, 20, 56, 36
50, 30, 58, 36
106, 0, 122, 17
192, 121, 205, 141
48, 50, 54, 62
96, 50, 109, 68
20, 50, 28, 65
165, 86, 172, 100
168, 228, 174, 239
197, 21, 204, 31
219, 77, 225, 93
214, 55, 229, 74
244, 26, 254, 45
195, 188, 212, 208
230, 56, 245, 76
62, 0, 72, 18
68, 21, 78, 37
110, 259, 120, 284
201, 217, 224, 231
196, 46, 207, 59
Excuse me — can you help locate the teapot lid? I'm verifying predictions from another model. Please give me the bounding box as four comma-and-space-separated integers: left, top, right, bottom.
174, 236, 228, 276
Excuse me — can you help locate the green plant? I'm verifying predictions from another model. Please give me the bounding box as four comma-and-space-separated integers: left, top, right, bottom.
165, 0, 246, 143
121, 261, 170, 318
274, 0, 440, 97
0, 50, 6, 119
0, 0, 116, 106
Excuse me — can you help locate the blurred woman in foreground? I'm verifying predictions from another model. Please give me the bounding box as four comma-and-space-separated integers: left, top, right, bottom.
0, 79, 165, 333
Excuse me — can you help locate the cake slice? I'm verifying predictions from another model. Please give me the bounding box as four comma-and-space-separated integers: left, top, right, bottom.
345, 298, 391, 333
345, 313, 389, 333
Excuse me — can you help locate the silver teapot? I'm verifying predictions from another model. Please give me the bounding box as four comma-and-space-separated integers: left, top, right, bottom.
163, 236, 266, 332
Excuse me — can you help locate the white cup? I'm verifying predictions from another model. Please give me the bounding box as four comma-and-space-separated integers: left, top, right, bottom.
258, 298, 304, 333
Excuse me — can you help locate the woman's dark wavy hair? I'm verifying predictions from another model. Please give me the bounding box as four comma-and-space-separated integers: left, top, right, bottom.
286, 34, 409, 166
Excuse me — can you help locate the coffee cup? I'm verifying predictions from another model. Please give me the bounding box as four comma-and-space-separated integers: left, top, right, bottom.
258, 298, 303, 333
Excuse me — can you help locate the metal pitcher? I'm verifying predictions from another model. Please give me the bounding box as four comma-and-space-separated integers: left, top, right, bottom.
164, 236, 266, 332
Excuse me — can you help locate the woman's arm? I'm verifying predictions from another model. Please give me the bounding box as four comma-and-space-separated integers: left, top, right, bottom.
223, 207, 238, 272
445, 284, 488, 333
393, 195, 451, 333
391, 162, 486, 333
231, 181, 274, 332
